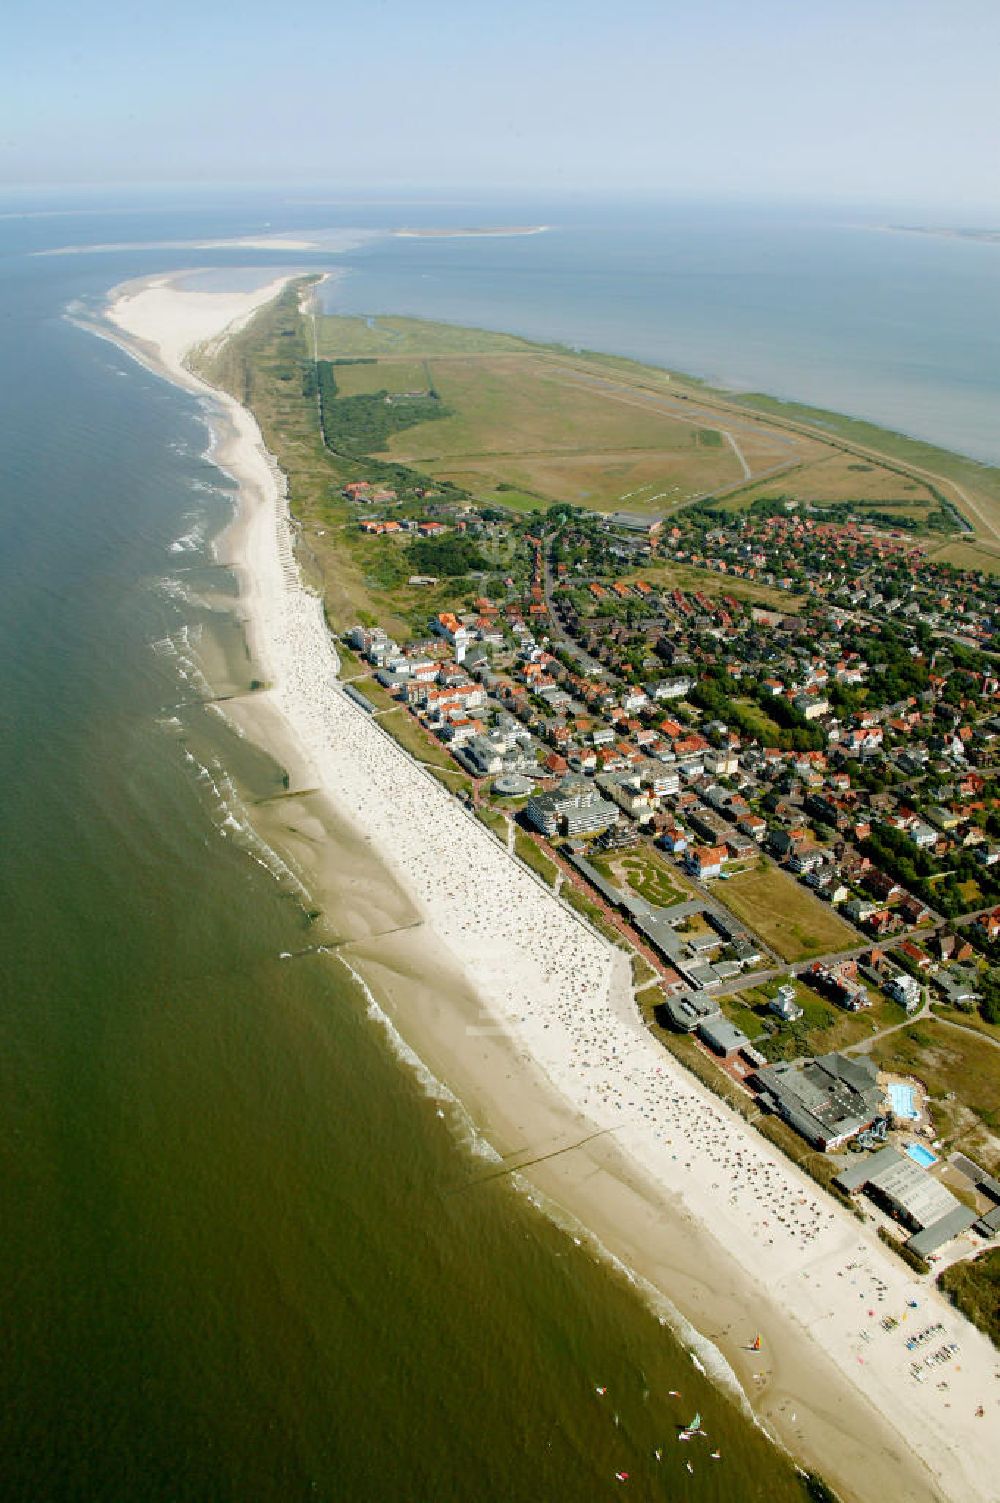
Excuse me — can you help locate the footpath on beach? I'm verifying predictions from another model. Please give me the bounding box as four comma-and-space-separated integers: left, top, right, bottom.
105, 275, 1000, 1503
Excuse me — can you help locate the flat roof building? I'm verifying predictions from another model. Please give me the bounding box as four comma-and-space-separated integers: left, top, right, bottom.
835, 1146, 978, 1256
752, 1052, 882, 1151
697, 1017, 750, 1057
657, 990, 720, 1033
526, 776, 618, 837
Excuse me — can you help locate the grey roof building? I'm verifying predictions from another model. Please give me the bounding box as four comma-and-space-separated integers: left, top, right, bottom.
658, 990, 721, 1033
526, 776, 618, 837
697, 1017, 750, 1057
974, 1204, 1000, 1239
752, 1052, 882, 1150
492, 772, 535, 797
907, 1207, 977, 1258
835, 1145, 978, 1256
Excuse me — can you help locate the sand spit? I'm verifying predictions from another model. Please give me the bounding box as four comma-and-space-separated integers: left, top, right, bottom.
102, 274, 1000, 1503
394, 225, 549, 238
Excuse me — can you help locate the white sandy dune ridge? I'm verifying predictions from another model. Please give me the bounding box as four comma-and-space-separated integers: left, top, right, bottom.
105, 276, 1000, 1503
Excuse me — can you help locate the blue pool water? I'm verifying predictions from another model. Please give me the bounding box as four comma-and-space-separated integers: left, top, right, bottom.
889, 1083, 919, 1119
906, 1143, 938, 1168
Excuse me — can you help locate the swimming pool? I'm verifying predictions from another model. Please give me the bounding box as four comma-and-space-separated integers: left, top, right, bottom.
906, 1143, 938, 1168
888, 1082, 919, 1119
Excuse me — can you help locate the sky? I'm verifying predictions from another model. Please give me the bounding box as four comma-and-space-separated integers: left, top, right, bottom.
5, 0, 999, 211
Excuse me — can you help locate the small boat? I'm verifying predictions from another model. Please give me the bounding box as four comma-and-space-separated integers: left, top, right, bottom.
678, 1412, 704, 1441
668, 1389, 681, 1397
595, 1386, 607, 1396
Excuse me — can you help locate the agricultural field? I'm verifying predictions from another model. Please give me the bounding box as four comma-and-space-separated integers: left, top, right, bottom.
871, 1022, 1000, 1174
716, 860, 858, 962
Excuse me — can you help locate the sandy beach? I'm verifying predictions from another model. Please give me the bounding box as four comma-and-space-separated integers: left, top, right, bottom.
103, 273, 1000, 1503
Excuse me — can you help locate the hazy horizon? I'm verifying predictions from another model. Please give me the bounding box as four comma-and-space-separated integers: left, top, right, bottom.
0, 183, 995, 227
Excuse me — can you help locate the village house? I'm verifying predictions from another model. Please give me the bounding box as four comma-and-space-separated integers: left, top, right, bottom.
684, 843, 728, 880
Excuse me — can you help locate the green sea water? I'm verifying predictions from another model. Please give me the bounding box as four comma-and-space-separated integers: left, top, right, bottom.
0, 216, 812, 1500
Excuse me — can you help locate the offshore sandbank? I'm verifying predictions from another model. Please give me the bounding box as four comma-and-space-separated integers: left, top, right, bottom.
101, 272, 1000, 1503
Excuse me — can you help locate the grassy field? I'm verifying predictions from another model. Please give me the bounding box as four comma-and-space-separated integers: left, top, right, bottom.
377, 707, 461, 771
631, 953, 659, 988
720, 389, 1000, 541
479, 486, 546, 513
195, 286, 429, 639
427, 766, 475, 799
722, 449, 939, 520
629, 563, 804, 612
871, 1023, 1000, 1174
730, 976, 905, 1060
929, 1001, 1000, 1043
925, 538, 1000, 577
306, 308, 1000, 538
476, 806, 509, 841
545, 348, 998, 535
313, 314, 537, 358
304, 311, 991, 529
198, 287, 997, 679
561, 881, 625, 945
730, 698, 784, 742
717, 860, 858, 961
334, 641, 364, 675
382, 356, 743, 509
329, 359, 431, 396
938, 1249, 1000, 1350
513, 826, 559, 887
196, 291, 505, 642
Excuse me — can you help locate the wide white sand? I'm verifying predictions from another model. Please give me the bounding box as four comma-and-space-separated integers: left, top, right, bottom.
104, 274, 1000, 1503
